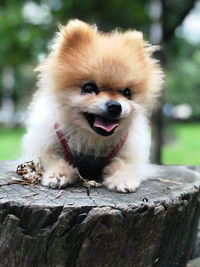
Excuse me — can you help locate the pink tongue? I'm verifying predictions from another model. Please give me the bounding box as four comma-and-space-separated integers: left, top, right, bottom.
94, 115, 119, 132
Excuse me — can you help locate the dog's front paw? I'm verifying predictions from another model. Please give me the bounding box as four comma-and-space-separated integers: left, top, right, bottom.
41, 159, 77, 189
103, 174, 141, 193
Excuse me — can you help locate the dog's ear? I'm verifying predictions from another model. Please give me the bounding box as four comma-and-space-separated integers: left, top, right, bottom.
58, 19, 96, 51
123, 30, 158, 56
124, 30, 144, 46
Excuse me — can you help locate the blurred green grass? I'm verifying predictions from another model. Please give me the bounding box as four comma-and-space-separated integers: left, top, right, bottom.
0, 123, 200, 165
0, 127, 26, 160
162, 123, 200, 166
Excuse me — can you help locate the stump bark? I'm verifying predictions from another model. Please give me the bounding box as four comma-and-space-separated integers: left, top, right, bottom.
0, 162, 200, 267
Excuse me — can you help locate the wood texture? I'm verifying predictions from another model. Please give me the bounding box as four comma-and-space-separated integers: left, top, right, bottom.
0, 162, 200, 267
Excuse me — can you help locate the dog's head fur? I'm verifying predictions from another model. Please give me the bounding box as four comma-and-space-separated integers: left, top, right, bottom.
36, 19, 164, 138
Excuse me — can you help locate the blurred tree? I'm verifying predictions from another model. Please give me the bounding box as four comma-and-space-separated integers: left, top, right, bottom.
150, 0, 198, 163
165, 38, 200, 118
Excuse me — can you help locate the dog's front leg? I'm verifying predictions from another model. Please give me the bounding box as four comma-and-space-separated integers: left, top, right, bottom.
40, 148, 78, 189
103, 157, 145, 193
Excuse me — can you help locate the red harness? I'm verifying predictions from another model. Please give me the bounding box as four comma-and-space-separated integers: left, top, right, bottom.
54, 123, 128, 167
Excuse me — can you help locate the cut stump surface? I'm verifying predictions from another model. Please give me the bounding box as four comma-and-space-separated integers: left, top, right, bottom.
0, 162, 200, 267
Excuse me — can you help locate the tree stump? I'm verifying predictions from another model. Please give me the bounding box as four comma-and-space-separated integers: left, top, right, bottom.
0, 162, 200, 267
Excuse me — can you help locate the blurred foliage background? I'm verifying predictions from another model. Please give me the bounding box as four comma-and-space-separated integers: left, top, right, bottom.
0, 0, 200, 165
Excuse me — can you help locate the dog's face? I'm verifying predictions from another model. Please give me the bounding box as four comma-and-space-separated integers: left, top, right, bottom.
37, 20, 164, 137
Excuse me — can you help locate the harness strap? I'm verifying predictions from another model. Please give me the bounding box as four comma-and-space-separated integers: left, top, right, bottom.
54, 123, 73, 165
103, 132, 128, 166
54, 123, 128, 167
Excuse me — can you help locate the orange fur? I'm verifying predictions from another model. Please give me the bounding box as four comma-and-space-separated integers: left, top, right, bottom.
36, 19, 164, 107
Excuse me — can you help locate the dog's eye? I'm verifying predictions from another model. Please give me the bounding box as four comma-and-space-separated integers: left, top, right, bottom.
121, 88, 132, 100
82, 83, 98, 95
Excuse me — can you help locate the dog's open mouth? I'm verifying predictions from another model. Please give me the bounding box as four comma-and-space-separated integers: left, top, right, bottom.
83, 113, 119, 136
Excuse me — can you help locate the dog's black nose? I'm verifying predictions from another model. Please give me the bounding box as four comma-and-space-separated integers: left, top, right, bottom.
106, 101, 122, 117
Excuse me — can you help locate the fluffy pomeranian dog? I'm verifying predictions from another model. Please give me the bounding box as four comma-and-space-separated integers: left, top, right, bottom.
22, 19, 164, 192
